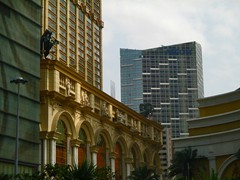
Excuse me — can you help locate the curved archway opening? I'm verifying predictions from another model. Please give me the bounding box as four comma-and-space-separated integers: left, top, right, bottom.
56, 120, 67, 165
78, 128, 87, 166
131, 147, 138, 170
97, 135, 106, 168
115, 142, 123, 179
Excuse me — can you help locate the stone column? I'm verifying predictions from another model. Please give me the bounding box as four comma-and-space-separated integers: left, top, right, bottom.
52, 70, 59, 92
75, 82, 81, 103
121, 154, 126, 180
137, 120, 141, 131
66, 134, 71, 165
90, 146, 98, 166
92, 152, 97, 166
41, 139, 48, 166
48, 131, 59, 165
106, 148, 110, 166
110, 152, 116, 175
208, 156, 216, 175
109, 104, 113, 121
90, 94, 94, 111
49, 138, 56, 164
71, 139, 80, 166
86, 141, 91, 162
39, 131, 48, 166
125, 158, 133, 178
72, 146, 78, 166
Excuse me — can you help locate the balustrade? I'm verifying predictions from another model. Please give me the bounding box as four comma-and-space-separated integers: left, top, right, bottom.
52, 73, 162, 142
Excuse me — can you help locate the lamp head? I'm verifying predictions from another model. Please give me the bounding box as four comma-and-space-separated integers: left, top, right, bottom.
10, 77, 28, 84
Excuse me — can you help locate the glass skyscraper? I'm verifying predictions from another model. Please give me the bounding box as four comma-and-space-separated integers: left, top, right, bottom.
0, 0, 41, 173
120, 41, 204, 138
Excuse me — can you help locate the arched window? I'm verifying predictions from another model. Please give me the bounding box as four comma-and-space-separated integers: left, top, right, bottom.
115, 142, 122, 180
97, 135, 106, 168
144, 151, 150, 168
56, 120, 67, 165
78, 128, 87, 165
131, 147, 138, 170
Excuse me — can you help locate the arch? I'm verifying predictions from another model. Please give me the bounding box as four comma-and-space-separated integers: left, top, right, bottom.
78, 128, 88, 165
152, 151, 161, 169
51, 110, 77, 139
95, 128, 113, 168
77, 121, 95, 165
76, 120, 95, 145
129, 142, 142, 159
143, 147, 152, 167
113, 135, 128, 155
114, 136, 129, 179
129, 142, 142, 169
56, 120, 68, 164
94, 128, 113, 150
218, 154, 238, 179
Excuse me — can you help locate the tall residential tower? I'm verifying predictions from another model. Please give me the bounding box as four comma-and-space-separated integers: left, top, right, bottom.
42, 0, 103, 89
120, 42, 204, 138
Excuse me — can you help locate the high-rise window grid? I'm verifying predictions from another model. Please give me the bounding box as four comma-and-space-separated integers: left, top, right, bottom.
45, 0, 103, 89
94, 0, 100, 18
77, 9, 85, 78
69, 1, 76, 69
48, 0, 57, 60
59, 0, 67, 63
120, 42, 204, 138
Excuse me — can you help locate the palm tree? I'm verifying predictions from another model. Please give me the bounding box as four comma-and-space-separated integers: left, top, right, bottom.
168, 146, 198, 179
37, 161, 97, 180
128, 165, 159, 180
0, 161, 115, 180
61, 160, 100, 180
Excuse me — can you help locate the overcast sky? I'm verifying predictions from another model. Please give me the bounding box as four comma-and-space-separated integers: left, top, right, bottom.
102, 0, 240, 101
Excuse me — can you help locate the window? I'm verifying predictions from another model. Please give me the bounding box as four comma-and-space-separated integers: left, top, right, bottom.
56, 120, 67, 165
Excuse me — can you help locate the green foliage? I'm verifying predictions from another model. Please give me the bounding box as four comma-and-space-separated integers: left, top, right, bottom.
168, 146, 198, 179
0, 174, 13, 180
96, 166, 115, 180
0, 160, 115, 180
198, 169, 217, 180
127, 165, 159, 180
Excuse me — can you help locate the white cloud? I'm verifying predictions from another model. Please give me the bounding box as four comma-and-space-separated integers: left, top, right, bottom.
103, 0, 240, 100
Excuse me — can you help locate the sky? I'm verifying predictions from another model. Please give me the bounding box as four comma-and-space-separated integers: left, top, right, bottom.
102, 0, 240, 101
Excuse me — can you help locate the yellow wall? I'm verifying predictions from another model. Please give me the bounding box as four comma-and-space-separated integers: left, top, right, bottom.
221, 159, 240, 179
216, 155, 229, 172
199, 100, 240, 117
189, 120, 240, 136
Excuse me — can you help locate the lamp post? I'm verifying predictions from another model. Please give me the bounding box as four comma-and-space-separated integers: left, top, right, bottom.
10, 77, 28, 178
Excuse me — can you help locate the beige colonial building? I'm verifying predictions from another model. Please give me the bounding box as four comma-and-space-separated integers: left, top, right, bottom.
40, 0, 163, 179
40, 59, 163, 178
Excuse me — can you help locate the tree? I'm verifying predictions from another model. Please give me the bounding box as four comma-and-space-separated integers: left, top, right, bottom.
168, 146, 198, 179
128, 165, 160, 180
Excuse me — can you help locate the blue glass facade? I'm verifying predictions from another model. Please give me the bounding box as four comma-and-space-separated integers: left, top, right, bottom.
120, 49, 143, 111
120, 42, 204, 138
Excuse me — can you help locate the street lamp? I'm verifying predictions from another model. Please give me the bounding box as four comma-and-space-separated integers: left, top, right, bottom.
10, 77, 28, 178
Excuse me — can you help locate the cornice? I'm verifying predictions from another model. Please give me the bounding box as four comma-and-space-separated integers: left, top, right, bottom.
198, 90, 240, 108
188, 109, 240, 129
40, 59, 162, 131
